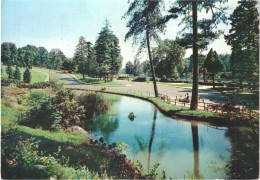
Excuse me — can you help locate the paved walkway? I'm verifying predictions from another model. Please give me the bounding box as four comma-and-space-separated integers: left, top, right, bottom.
35, 69, 228, 105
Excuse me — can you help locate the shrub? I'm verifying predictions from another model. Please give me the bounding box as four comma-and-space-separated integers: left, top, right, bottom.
13, 66, 21, 80
28, 91, 51, 106
49, 75, 64, 91
54, 89, 74, 104
6, 65, 13, 79
133, 77, 146, 82
117, 75, 129, 80
1, 78, 18, 86
18, 99, 54, 129
51, 100, 85, 130
2, 138, 100, 179
23, 68, 31, 83
16, 81, 51, 89
76, 92, 111, 119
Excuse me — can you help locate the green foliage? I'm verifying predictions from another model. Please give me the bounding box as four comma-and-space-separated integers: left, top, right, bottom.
76, 92, 111, 119
18, 99, 54, 129
28, 90, 51, 106
125, 61, 134, 75
61, 58, 76, 73
225, 1, 259, 90
94, 19, 122, 80
117, 75, 130, 80
51, 100, 85, 130
13, 66, 21, 80
6, 65, 13, 79
153, 39, 185, 79
204, 49, 223, 74
2, 138, 98, 179
16, 81, 51, 89
1, 42, 18, 66
48, 49, 66, 69
133, 76, 146, 82
23, 68, 31, 83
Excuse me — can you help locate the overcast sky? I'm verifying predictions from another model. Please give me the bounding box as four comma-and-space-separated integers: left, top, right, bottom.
2, 0, 238, 67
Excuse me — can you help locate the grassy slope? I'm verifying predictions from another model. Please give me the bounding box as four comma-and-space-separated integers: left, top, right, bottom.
1, 66, 47, 83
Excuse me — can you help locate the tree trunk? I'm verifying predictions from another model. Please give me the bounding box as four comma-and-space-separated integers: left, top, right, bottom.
203, 67, 206, 82
190, 1, 199, 110
146, 15, 158, 97
212, 73, 215, 89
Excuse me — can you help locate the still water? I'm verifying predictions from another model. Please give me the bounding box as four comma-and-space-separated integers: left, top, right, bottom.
85, 94, 256, 179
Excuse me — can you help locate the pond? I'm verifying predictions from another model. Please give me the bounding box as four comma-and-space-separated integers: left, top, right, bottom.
85, 94, 258, 179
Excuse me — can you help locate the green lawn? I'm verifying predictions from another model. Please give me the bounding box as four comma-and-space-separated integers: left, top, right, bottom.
1, 66, 47, 83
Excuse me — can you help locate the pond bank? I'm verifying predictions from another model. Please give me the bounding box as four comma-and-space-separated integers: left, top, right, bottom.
70, 88, 256, 128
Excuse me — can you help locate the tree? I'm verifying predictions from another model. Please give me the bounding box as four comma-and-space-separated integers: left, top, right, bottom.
61, 58, 76, 73
225, 0, 259, 90
35, 47, 49, 67
141, 60, 151, 76
164, 0, 227, 109
153, 39, 185, 80
133, 59, 142, 76
204, 49, 223, 88
124, 0, 165, 97
125, 61, 134, 75
13, 66, 21, 80
49, 49, 66, 70
95, 19, 122, 82
24, 50, 35, 69
6, 65, 13, 79
23, 68, 31, 83
1, 42, 18, 66
74, 36, 91, 79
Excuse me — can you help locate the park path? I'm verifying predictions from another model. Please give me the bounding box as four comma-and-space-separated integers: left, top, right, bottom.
35, 69, 227, 106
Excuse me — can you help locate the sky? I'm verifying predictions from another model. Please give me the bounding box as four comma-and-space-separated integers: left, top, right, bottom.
1, 0, 239, 67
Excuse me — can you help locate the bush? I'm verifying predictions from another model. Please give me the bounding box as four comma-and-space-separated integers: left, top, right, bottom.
117, 75, 129, 80
1, 78, 18, 86
6, 65, 13, 79
13, 66, 21, 80
28, 90, 51, 106
23, 68, 31, 83
76, 92, 111, 119
16, 81, 51, 89
51, 100, 85, 130
18, 99, 54, 129
133, 77, 146, 82
2, 138, 100, 179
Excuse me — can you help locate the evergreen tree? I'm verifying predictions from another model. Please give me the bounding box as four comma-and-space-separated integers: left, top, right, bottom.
95, 19, 122, 82
163, 0, 227, 110
204, 49, 223, 88
124, 0, 165, 97
6, 65, 13, 79
125, 61, 134, 75
13, 66, 21, 80
74, 36, 89, 79
23, 68, 31, 83
225, 0, 259, 90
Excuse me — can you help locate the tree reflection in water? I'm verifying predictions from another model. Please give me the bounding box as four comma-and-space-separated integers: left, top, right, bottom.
132, 107, 166, 173
191, 122, 199, 178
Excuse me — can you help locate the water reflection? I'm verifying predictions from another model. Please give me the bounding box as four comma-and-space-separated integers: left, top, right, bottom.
148, 107, 157, 173
191, 123, 199, 178
86, 94, 258, 179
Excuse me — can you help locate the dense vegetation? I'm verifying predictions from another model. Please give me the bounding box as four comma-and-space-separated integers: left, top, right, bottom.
1, 81, 146, 179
